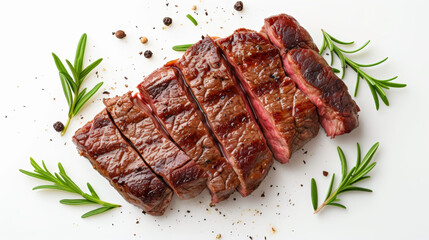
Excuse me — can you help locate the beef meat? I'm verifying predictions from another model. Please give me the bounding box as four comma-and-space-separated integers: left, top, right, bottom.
217, 28, 319, 163
72, 109, 173, 216
104, 92, 207, 200
263, 14, 318, 53
138, 67, 240, 203
264, 14, 359, 137
176, 36, 273, 197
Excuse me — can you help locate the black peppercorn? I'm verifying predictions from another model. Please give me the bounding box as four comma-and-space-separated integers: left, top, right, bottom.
53, 121, 64, 132
234, 1, 243, 11
163, 17, 173, 26
115, 30, 126, 39
144, 50, 153, 58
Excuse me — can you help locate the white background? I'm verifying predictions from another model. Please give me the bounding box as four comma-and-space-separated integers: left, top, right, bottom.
1, 0, 428, 239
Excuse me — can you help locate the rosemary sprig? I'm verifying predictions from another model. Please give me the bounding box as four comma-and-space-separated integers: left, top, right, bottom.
52, 33, 104, 135
186, 14, 198, 26
20, 158, 120, 218
311, 142, 379, 214
172, 44, 193, 51
319, 30, 406, 110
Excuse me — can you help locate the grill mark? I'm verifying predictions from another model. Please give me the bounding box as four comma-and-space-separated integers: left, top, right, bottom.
234, 140, 266, 176
215, 113, 249, 139
104, 109, 173, 192
176, 131, 203, 152
145, 81, 170, 100
158, 103, 193, 120
204, 86, 236, 105
252, 80, 280, 97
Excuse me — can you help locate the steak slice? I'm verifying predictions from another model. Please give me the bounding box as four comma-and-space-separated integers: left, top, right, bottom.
216, 28, 319, 163
176, 36, 273, 197
264, 14, 359, 137
138, 67, 239, 203
72, 110, 173, 216
104, 92, 207, 200
263, 14, 319, 53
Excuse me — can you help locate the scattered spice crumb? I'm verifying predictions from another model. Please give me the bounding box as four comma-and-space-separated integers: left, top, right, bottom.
192, 5, 197, 10
163, 17, 173, 26
261, 192, 265, 197
234, 1, 244, 11
53, 121, 64, 132
303, 160, 306, 164
115, 30, 126, 39
139, 51, 143, 55
142, 210, 146, 215
216, 233, 221, 239
271, 227, 277, 234
125, 84, 128, 88
103, 91, 110, 95
139, 36, 148, 44
323, 171, 329, 176
144, 50, 153, 58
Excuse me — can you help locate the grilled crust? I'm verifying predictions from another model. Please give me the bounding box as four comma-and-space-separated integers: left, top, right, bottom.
138, 67, 240, 203
264, 13, 359, 137
176, 36, 273, 196
216, 28, 319, 163
104, 92, 207, 200
72, 109, 173, 216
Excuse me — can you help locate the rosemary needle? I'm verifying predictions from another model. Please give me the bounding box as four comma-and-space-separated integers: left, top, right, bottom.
52, 33, 104, 135
186, 14, 198, 26
172, 44, 194, 51
319, 30, 406, 110
20, 158, 120, 218
311, 142, 379, 214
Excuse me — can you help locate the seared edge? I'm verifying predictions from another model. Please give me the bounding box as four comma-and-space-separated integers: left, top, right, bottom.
104, 92, 207, 200
138, 67, 239, 203
286, 49, 359, 137
216, 28, 319, 163
264, 13, 359, 137
264, 14, 319, 53
176, 36, 273, 196
72, 109, 173, 216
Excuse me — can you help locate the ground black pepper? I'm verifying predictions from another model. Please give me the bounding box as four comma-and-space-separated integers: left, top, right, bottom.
234, 1, 243, 11
144, 50, 153, 58
115, 30, 126, 39
53, 121, 64, 132
163, 17, 173, 26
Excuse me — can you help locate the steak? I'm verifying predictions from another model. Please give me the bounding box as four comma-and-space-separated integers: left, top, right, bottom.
264, 14, 359, 137
216, 28, 319, 163
176, 36, 273, 197
138, 67, 240, 203
72, 110, 173, 216
104, 92, 207, 200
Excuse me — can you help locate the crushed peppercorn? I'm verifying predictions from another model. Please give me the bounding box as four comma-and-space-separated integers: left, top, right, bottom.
163, 17, 173, 26
53, 121, 64, 132
234, 1, 243, 11
144, 50, 153, 58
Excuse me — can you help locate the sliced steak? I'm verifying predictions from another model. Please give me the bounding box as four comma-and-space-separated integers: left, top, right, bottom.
217, 28, 319, 163
263, 14, 318, 52
72, 109, 173, 216
176, 36, 273, 197
264, 14, 359, 137
138, 67, 240, 203
104, 92, 207, 200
